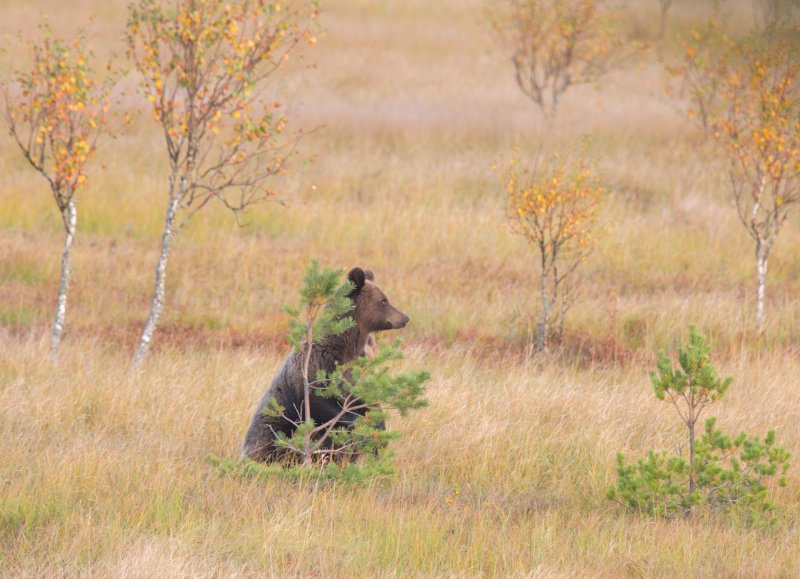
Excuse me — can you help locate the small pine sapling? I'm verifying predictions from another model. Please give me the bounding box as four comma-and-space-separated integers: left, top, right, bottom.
281, 260, 357, 466
694, 417, 790, 524
609, 327, 790, 526
272, 261, 429, 472
650, 326, 733, 495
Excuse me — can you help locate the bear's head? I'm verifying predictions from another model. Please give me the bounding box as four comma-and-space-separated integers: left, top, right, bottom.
347, 267, 409, 333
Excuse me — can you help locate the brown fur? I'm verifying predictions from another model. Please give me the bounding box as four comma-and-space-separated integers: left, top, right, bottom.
241, 268, 409, 463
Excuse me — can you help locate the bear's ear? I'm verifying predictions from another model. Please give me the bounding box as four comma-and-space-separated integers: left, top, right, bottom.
364, 269, 375, 282
347, 267, 366, 294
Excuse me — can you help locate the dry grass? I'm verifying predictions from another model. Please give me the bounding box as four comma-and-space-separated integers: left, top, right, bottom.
2, 0, 800, 576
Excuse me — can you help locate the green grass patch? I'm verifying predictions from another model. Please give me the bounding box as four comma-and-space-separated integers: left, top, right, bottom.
0, 307, 40, 327
0, 496, 67, 538
0, 260, 51, 285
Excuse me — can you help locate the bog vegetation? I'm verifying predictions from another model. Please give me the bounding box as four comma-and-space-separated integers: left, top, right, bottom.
1, 0, 800, 576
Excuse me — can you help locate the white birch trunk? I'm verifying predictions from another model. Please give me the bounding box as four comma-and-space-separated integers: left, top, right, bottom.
755, 240, 769, 335
134, 193, 181, 364
50, 200, 76, 355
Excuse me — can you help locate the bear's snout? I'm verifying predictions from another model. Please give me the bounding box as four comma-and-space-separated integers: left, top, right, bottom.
391, 313, 410, 329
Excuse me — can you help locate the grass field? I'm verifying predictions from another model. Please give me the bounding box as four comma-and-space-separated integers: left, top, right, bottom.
2, 0, 800, 576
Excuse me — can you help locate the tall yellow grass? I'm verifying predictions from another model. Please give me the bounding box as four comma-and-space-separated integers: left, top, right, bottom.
1, 0, 799, 576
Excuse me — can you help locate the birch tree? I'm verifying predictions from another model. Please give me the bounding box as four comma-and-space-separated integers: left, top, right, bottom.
488, 0, 627, 118
126, 0, 319, 364
674, 27, 800, 334
504, 154, 605, 351
718, 41, 800, 334
1, 26, 114, 355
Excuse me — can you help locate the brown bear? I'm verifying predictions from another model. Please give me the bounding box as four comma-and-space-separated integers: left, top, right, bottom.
241, 267, 410, 463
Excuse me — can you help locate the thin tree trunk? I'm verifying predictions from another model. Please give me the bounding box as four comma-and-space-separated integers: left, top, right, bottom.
51, 200, 76, 355
536, 249, 550, 352
134, 192, 180, 364
302, 318, 315, 466
688, 419, 696, 495
755, 239, 768, 335
657, 3, 669, 39
556, 288, 569, 343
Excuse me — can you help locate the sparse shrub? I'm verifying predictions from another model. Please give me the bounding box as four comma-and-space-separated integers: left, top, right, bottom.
0, 308, 38, 328
621, 314, 647, 350
609, 327, 791, 526
503, 153, 605, 351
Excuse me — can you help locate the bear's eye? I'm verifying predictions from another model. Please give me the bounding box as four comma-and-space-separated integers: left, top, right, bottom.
381, 299, 388, 304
